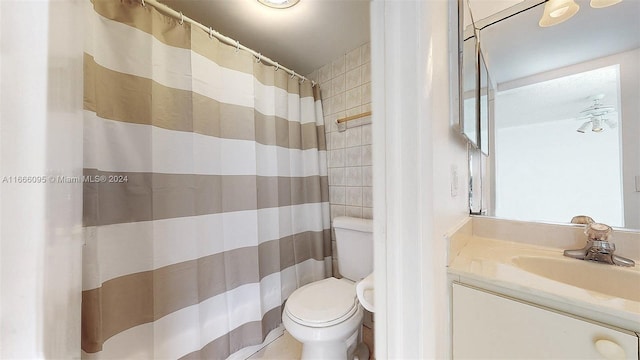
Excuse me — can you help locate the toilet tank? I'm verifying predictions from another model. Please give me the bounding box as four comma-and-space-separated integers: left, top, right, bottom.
333, 216, 373, 281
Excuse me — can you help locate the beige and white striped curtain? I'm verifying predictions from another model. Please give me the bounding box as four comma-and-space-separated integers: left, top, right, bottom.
81, 1, 330, 358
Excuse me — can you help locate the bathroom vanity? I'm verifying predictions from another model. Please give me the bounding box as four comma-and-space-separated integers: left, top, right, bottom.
448, 217, 640, 359
452, 284, 637, 359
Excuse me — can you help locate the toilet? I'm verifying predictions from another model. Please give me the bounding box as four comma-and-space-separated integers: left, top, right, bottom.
282, 216, 373, 360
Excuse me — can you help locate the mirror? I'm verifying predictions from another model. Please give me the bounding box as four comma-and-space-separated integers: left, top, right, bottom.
479, 50, 490, 155
464, 0, 640, 230
457, 0, 481, 149
461, 35, 479, 148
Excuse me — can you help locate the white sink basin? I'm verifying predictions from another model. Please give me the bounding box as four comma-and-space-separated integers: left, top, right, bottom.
512, 256, 640, 302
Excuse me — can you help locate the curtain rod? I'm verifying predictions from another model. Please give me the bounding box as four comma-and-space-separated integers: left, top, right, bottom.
141, 0, 314, 86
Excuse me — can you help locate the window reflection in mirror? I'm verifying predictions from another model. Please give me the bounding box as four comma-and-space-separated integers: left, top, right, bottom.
494, 66, 623, 227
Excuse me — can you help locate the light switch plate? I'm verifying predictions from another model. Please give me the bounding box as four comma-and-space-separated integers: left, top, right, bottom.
451, 165, 459, 197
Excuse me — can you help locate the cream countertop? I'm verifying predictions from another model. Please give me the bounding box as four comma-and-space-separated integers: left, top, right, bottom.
448, 219, 640, 334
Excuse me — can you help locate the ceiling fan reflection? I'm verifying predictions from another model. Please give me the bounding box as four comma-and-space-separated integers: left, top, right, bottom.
576, 94, 617, 133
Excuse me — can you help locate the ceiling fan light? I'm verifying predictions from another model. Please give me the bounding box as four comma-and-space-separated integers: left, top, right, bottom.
592, 117, 604, 132
590, 0, 622, 8
257, 0, 300, 9
539, 0, 580, 27
577, 121, 591, 133
604, 118, 618, 129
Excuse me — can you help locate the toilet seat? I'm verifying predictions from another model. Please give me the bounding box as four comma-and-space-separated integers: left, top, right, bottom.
285, 277, 359, 328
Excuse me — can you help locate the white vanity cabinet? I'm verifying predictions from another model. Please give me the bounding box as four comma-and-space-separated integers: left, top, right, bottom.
452, 283, 640, 359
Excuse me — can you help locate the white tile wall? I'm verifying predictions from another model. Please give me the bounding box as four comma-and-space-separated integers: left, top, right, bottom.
307, 42, 372, 276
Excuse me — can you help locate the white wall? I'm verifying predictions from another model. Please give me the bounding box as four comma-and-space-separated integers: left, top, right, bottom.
496, 118, 623, 226
371, 0, 469, 358
0, 1, 84, 358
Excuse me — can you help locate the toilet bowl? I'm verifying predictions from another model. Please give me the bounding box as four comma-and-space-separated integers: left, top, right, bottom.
283, 277, 366, 359
282, 216, 373, 360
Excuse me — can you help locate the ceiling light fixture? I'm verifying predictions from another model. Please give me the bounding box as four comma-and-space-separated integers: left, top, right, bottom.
604, 118, 617, 129
579, 94, 615, 117
590, 0, 622, 8
575, 94, 617, 133
591, 117, 604, 132
577, 121, 591, 133
257, 0, 300, 9
539, 0, 580, 27
575, 117, 615, 133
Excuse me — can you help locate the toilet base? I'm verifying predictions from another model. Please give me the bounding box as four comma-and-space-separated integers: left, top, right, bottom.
298, 325, 367, 360
300, 342, 348, 359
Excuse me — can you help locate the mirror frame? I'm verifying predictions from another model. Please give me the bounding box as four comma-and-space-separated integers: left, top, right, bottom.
462, 35, 481, 149
455, 0, 487, 215
460, 38, 481, 148
479, 49, 490, 156
456, 0, 482, 150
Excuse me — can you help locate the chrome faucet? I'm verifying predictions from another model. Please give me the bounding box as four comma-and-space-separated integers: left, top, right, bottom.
564, 221, 635, 267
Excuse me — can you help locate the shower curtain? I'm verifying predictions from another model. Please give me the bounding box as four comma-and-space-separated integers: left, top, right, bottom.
81, 1, 330, 358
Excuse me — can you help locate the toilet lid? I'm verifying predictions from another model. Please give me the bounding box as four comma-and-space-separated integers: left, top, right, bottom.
286, 277, 359, 327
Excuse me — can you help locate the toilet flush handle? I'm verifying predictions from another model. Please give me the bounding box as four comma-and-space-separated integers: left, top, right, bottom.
356, 273, 375, 312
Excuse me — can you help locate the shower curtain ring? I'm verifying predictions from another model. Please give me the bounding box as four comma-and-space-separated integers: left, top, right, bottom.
256, 53, 262, 63
290, 72, 296, 80
179, 12, 184, 25
275, 63, 280, 72
300, 78, 306, 84
209, 27, 214, 39
235, 41, 240, 53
